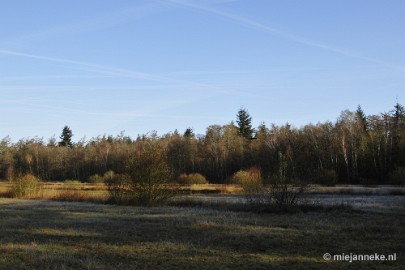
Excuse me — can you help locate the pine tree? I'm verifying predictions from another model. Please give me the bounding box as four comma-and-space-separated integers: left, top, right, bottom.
355, 105, 368, 133
392, 102, 405, 129
58, 126, 73, 148
236, 107, 255, 139
183, 127, 195, 138
391, 102, 405, 169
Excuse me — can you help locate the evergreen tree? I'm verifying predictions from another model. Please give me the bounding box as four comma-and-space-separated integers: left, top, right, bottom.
391, 102, 405, 168
183, 127, 195, 138
355, 105, 368, 133
236, 107, 254, 139
392, 102, 405, 129
58, 126, 73, 148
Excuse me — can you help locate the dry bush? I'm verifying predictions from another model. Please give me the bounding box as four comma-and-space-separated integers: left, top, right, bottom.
63, 180, 82, 189
103, 170, 115, 182
232, 168, 263, 194
266, 177, 307, 208
11, 174, 42, 198
105, 141, 176, 206
105, 174, 132, 204
177, 173, 208, 185
240, 175, 308, 211
177, 173, 188, 184
106, 170, 175, 206
89, 174, 104, 183
124, 141, 176, 206
64, 180, 81, 184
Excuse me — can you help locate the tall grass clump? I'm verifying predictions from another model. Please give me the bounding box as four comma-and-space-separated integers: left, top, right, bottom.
232, 168, 262, 194
11, 174, 42, 198
177, 173, 208, 185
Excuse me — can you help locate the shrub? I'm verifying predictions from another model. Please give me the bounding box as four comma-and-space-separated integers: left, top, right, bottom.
232, 168, 262, 194
63, 180, 82, 190
105, 174, 132, 204
390, 167, 405, 185
127, 145, 175, 205
6, 166, 14, 182
106, 141, 176, 206
103, 170, 115, 182
266, 177, 307, 209
64, 180, 81, 185
89, 174, 104, 183
127, 139, 176, 206
11, 174, 42, 198
240, 174, 308, 211
177, 173, 188, 184
177, 173, 208, 185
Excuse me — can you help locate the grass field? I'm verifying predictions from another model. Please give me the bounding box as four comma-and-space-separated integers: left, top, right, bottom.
0, 181, 404, 269
0, 199, 404, 269
0, 182, 242, 202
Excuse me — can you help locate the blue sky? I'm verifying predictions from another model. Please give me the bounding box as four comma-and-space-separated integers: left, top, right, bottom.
1, 0, 404, 141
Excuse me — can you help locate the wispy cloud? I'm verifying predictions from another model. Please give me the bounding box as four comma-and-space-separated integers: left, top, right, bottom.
0, 48, 229, 134
0, 2, 169, 49
0, 49, 220, 88
0, 92, 211, 117
168, 0, 405, 73
0, 49, 166, 82
0, 75, 115, 83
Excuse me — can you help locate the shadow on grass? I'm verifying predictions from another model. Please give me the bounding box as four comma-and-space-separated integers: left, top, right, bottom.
0, 199, 403, 269
168, 198, 356, 214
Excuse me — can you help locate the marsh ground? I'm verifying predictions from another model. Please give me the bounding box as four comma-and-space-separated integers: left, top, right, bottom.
0, 196, 404, 269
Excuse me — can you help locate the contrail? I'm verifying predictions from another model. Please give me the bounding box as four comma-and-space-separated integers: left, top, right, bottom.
0, 49, 173, 82
168, 0, 405, 73
0, 49, 224, 88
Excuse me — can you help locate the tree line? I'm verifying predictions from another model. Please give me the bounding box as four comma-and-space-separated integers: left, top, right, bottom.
1, 103, 404, 185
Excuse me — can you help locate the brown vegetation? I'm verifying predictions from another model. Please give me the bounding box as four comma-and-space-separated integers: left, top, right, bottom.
177, 173, 208, 185
10, 174, 42, 199
0, 104, 404, 187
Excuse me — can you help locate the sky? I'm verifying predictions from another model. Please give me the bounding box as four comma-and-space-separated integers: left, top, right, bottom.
1, 0, 405, 142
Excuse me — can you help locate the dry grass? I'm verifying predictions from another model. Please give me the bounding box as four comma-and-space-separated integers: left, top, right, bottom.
308, 185, 405, 196
51, 190, 107, 203
0, 199, 403, 269
1, 182, 239, 200
0, 182, 404, 268
178, 184, 242, 194
168, 197, 355, 214
5, 181, 403, 200
0, 181, 108, 203
42, 182, 108, 202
